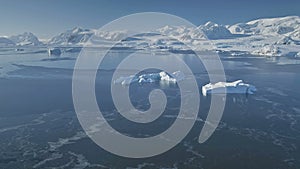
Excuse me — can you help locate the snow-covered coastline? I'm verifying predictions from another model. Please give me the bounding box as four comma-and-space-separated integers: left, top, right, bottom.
1, 16, 300, 57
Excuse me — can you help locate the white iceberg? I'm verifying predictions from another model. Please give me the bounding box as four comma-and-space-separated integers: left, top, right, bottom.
251, 45, 281, 56
202, 80, 256, 96
48, 47, 62, 56
114, 71, 185, 86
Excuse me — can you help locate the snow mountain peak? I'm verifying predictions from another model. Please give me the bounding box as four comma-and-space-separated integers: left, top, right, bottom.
9, 32, 42, 46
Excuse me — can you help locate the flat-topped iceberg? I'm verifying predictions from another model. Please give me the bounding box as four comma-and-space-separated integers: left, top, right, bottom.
202, 80, 256, 96
114, 71, 185, 86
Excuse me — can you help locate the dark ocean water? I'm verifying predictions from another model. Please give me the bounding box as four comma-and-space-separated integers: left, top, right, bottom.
0, 50, 300, 169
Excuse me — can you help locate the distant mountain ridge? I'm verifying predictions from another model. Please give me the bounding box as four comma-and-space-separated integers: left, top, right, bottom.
0, 37, 15, 46
0, 16, 299, 49
9, 32, 43, 46
47, 27, 94, 46
228, 16, 300, 39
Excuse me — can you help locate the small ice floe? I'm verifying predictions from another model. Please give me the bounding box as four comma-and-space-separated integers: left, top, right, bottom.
65, 47, 82, 53
15, 48, 24, 52
296, 52, 300, 58
47, 47, 62, 56
202, 80, 256, 96
114, 71, 185, 86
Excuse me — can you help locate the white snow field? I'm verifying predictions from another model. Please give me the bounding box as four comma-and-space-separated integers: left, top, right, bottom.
202, 80, 257, 96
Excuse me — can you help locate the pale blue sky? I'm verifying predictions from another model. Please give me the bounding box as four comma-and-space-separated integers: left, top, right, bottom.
0, 0, 299, 39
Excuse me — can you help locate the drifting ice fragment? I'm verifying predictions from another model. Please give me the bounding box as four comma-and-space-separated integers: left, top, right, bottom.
114, 71, 185, 85
202, 80, 256, 96
171, 71, 185, 81
114, 75, 136, 86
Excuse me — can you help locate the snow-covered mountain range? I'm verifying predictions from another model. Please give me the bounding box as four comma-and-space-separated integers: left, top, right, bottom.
47, 27, 130, 46
48, 27, 94, 46
0, 37, 15, 47
0, 32, 42, 47
228, 16, 300, 38
1, 16, 299, 56
9, 32, 43, 46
